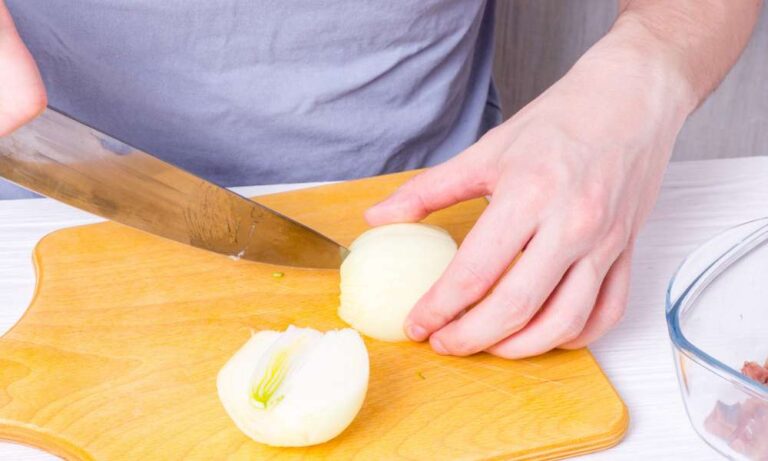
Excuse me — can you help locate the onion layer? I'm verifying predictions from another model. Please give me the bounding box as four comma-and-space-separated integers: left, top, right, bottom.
217, 326, 369, 447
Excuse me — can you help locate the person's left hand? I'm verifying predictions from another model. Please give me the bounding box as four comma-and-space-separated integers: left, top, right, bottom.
365, 37, 694, 358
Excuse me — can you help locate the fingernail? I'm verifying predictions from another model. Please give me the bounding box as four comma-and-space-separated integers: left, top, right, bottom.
431, 337, 448, 355
407, 324, 427, 341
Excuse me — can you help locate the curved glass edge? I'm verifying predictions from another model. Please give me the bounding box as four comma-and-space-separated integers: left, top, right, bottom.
665, 216, 768, 399
669, 347, 740, 459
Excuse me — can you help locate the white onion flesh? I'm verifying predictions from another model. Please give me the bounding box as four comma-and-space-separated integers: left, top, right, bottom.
339, 223, 458, 342
217, 326, 369, 447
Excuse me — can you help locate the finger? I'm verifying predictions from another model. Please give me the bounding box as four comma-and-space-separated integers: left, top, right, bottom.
364, 145, 495, 226
560, 245, 633, 349
404, 196, 535, 341
0, 2, 16, 28
487, 242, 620, 359
428, 226, 578, 356
0, 7, 46, 135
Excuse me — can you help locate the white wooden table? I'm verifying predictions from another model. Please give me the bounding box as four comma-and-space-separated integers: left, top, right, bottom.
1, 157, 766, 460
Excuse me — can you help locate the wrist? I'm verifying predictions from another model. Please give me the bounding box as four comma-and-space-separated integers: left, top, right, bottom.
566, 14, 699, 129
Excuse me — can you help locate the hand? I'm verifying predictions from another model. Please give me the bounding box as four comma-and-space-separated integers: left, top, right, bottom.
0, 1, 46, 136
366, 31, 695, 358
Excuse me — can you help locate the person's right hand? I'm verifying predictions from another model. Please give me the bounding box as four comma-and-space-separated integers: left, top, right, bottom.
0, 1, 46, 136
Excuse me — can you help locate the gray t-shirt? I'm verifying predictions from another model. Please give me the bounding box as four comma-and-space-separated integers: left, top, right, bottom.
2, 0, 500, 199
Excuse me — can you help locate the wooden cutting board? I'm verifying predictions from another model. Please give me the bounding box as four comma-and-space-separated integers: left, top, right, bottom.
0, 170, 627, 460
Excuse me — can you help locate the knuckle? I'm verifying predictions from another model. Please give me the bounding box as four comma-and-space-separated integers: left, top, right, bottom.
440, 334, 476, 356
466, 166, 494, 194
388, 190, 429, 219
554, 313, 588, 342
401, 171, 430, 192
394, 180, 428, 206
582, 182, 611, 208
612, 220, 631, 240
606, 221, 632, 250
565, 186, 613, 242
601, 303, 627, 328
569, 205, 608, 241
520, 185, 551, 213
498, 293, 537, 332
452, 261, 494, 300
419, 303, 456, 329
580, 258, 604, 287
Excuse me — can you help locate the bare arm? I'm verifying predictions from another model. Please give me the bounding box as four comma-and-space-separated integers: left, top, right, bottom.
367, 1, 763, 357
617, 0, 762, 105
0, 0, 46, 135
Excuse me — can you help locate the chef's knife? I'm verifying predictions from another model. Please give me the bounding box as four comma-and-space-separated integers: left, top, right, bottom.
0, 108, 348, 269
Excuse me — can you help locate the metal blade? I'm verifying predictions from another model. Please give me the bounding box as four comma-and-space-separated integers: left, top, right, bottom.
0, 108, 347, 269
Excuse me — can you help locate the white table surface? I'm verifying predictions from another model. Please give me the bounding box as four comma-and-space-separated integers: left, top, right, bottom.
1, 157, 767, 460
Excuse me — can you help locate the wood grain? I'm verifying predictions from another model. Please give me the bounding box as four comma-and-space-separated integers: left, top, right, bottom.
0, 170, 627, 460
492, 1, 768, 161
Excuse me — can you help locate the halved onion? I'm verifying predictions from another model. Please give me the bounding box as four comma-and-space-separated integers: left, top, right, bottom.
217, 326, 369, 447
339, 223, 457, 341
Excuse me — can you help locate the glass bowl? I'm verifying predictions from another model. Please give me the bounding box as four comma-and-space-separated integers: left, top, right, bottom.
667, 217, 768, 459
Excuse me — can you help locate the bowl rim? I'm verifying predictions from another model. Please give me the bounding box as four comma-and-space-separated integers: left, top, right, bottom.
665, 216, 768, 399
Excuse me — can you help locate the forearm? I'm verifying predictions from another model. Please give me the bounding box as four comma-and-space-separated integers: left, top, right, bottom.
536, 0, 762, 151
614, 0, 762, 109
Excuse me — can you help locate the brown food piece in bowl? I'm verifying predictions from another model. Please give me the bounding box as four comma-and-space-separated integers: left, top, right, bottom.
704, 401, 742, 440
728, 398, 768, 459
702, 357, 768, 459
742, 359, 768, 385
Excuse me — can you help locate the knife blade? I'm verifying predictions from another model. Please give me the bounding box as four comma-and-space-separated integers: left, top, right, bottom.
0, 108, 348, 269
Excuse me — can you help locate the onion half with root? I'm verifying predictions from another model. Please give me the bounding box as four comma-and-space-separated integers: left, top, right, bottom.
217, 326, 369, 447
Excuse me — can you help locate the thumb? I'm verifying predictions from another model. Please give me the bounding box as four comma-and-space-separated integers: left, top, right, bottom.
365, 148, 493, 226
